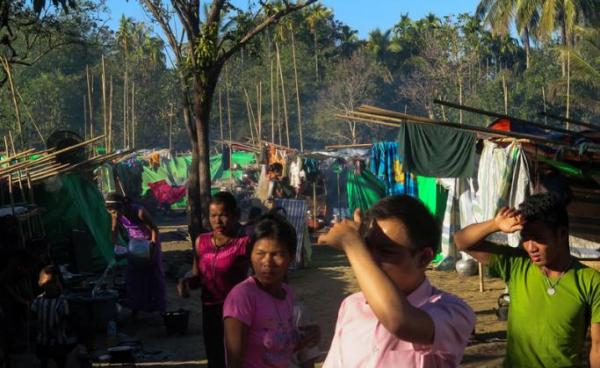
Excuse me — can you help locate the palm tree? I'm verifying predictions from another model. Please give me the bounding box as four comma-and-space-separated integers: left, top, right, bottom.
305, 4, 332, 82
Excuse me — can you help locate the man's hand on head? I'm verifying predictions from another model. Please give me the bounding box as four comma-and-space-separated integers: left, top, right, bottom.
318, 208, 364, 251
494, 206, 524, 234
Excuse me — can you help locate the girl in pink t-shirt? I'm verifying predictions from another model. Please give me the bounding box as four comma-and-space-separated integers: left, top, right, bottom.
178, 192, 250, 368
224, 214, 320, 368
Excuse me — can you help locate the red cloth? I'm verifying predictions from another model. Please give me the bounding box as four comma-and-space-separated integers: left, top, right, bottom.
147, 179, 186, 205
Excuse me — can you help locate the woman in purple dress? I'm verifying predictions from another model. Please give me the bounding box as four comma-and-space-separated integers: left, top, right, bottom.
105, 192, 166, 317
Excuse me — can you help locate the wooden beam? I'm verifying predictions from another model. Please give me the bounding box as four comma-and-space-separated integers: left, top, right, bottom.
539, 111, 600, 130
433, 99, 581, 137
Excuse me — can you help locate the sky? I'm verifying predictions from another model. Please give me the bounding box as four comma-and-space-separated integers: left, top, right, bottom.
105, 0, 481, 39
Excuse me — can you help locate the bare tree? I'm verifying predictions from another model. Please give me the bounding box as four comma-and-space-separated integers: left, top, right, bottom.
317, 50, 390, 144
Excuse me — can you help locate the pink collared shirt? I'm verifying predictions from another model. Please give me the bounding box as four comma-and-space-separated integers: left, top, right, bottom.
323, 279, 475, 368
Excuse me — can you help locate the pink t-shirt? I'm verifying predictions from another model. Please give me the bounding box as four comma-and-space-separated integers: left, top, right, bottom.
195, 232, 250, 305
223, 277, 298, 368
323, 278, 475, 368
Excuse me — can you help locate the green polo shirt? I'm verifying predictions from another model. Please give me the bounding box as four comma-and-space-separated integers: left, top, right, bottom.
489, 254, 600, 367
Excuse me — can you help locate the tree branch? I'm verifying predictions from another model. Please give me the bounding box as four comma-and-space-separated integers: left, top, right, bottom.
140, 0, 183, 63
218, 0, 318, 62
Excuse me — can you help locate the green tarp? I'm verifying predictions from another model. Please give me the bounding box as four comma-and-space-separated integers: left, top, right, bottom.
35, 173, 113, 270
347, 169, 386, 214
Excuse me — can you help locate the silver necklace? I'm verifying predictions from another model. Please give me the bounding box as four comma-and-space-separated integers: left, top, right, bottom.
542, 259, 572, 296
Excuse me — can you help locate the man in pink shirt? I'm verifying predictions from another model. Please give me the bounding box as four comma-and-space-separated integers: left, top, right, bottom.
318, 195, 475, 368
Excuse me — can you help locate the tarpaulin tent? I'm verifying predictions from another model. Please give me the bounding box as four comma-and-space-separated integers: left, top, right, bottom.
35, 173, 113, 271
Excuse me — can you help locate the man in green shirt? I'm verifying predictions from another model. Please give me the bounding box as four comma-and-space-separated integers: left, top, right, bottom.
455, 193, 600, 367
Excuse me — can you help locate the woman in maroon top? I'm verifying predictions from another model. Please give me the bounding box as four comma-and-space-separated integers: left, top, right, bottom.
178, 191, 250, 368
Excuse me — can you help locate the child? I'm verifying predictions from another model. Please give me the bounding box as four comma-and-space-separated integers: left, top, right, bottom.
178, 191, 251, 368
318, 195, 475, 368
105, 192, 166, 317
223, 214, 320, 368
31, 265, 72, 368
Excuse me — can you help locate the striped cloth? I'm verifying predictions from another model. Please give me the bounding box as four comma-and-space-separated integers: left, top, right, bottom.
31, 293, 70, 346
274, 199, 307, 268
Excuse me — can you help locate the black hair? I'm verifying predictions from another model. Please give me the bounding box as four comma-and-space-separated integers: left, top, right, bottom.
518, 193, 569, 230
249, 213, 297, 257
368, 195, 441, 254
210, 191, 239, 215
105, 192, 129, 208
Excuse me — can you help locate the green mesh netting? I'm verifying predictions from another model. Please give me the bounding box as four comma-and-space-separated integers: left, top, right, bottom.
35, 173, 113, 270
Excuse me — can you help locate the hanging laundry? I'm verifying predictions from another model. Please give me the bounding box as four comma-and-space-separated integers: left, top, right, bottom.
289, 156, 305, 190
397, 123, 476, 178
416, 176, 448, 222
369, 141, 417, 197
347, 163, 386, 214
474, 141, 531, 247
147, 179, 187, 206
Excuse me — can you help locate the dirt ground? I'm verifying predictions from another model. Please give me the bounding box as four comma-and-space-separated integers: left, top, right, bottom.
108, 214, 506, 367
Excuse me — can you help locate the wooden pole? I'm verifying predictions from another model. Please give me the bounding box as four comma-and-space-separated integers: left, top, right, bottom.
290, 31, 304, 151
86, 65, 94, 139
218, 89, 224, 150
433, 99, 580, 136
2, 58, 23, 148
270, 59, 275, 144
257, 83, 262, 142
340, 106, 576, 148
123, 69, 128, 149
169, 103, 175, 152
539, 111, 600, 130
131, 82, 136, 148
566, 50, 571, 128
542, 87, 548, 125
312, 181, 317, 223
225, 66, 232, 146
502, 74, 508, 115
479, 262, 485, 292
108, 77, 113, 152
275, 42, 290, 147
101, 55, 108, 150
83, 95, 88, 139
244, 88, 256, 145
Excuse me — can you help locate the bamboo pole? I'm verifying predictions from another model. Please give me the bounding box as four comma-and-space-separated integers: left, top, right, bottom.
539, 112, 600, 130
433, 99, 580, 136
0, 135, 105, 176
542, 87, 548, 125
270, 59, 275, 144
275, 42, 290, 147
7, 133, 26, 202
243, 88, 256, 145
340, 106, 573, 148
86, 65, 94, 139
2, 57, 23, 148
123, 69, 128, 149
14, 85, 45, 144
0, 148, 37, 165
83, 95, 88, 139
566, 50, 571, 128
131, 82, 136, 148
257, 83, 262, 142
325, 143, 373, 150
290, 31, 304, 151
218, 89, 224, 150
108, 77, 113, 152
479, 263, 485, 292
101, 55, 108, 150
502, 74, 508, 115
169, 103, 175, 152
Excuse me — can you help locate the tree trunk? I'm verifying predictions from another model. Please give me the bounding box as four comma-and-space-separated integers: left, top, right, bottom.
523, 27, 530, 69
187, 66, 222, 239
